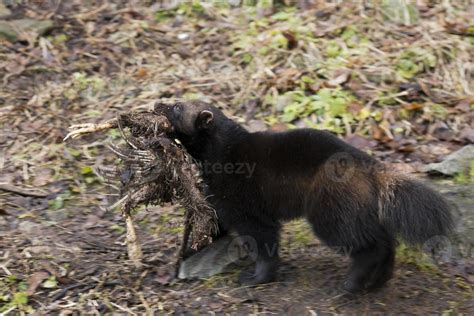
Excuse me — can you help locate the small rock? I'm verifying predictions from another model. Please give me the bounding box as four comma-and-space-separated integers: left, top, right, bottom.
46, 209, 69, 222
421, 145, 474, 176
177, 33, 189, 40
328, 69, 351, 87
0, 19, 53, 42
178, 235, 239, 279
245, 120, 267, 133
18, 221, 42, 234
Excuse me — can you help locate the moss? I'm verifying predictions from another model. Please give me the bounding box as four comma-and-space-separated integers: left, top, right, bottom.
396, 243, 439, 273
281, 219, 315, 249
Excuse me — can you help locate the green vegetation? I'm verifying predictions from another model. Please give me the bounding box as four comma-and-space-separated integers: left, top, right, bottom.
395, 243, 438, 272
454, 160, 474, 184
0, 276, 32, 314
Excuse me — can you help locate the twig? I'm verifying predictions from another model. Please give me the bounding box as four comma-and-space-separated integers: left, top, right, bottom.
0, 183, 50, 197
125, 212, 143, 268
175, 210, 192, 276
109, 302, 137, 315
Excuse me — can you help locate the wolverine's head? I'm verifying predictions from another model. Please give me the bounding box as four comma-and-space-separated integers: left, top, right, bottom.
154, 101, 233, 158
154, 100, 223, 137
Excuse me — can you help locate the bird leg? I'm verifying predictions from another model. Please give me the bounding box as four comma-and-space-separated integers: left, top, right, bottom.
63, 119, 118, 141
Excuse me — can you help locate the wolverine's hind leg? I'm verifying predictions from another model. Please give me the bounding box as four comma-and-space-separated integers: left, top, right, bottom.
344, 239, 395, 293
306, 193, 395, 292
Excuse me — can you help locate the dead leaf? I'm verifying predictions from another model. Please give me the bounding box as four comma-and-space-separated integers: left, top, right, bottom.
271, 123, 289, 132
444, 21, 474, 36
155, 273, 173, 285
32, 168, 54, 187
348, 101, 363, 113
344, 134, 376, 149
328, 69, 351, 87
403, 103, 424, 111
282, 31, 298, 49
135, 68, 148, 79
27, 271, 50, 295
455, 97, 474, 113
371, 124, 385, 141
468, 274, 474, 284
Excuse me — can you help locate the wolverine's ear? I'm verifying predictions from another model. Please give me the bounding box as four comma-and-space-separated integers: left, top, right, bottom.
197, 110, 214, 129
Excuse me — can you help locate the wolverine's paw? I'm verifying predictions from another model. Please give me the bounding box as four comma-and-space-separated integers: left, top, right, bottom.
342, 278, 389, 294
238, 270, 275, 286
342, 279, 365, 294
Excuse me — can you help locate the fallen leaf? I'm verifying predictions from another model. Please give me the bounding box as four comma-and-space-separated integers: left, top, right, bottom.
136, 68, 148, 79
468, 274, 474, 284
328, 69, 351, 87
282, 31, 298, 49
155, 273, 173, 285
390, 162, 418, 174
403, 103, 424, 111
27, 271, 50, 295
344, 134, 376, 149
270, 123, 288, 132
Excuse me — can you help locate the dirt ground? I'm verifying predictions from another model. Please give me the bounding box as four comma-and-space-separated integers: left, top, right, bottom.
0, 1, 473, 314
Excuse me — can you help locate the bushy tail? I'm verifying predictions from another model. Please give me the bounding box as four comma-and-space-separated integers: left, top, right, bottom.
383, 179, 454, 245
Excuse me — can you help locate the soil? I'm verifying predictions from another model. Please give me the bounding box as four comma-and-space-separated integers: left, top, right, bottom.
0, 1, 473, 314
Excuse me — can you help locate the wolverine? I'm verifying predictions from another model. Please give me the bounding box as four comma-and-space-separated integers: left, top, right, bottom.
155, 100, 454, 293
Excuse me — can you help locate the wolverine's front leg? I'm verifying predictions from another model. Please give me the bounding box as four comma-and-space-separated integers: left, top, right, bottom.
232, 220, 281, 286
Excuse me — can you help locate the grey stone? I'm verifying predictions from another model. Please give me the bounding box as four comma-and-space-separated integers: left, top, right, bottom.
46, 209, 69, 222
422, 145, 474, 176
245, 120, 267, 133
0, 19, 53, 42
178, 235, 244, 279
18, 221, 41, 234
428, 180, 474, 259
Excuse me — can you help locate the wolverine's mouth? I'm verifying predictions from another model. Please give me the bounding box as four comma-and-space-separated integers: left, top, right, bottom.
152, 101, 176, 132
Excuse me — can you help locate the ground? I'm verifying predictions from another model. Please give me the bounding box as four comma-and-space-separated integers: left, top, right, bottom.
0, 1, 473, 314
